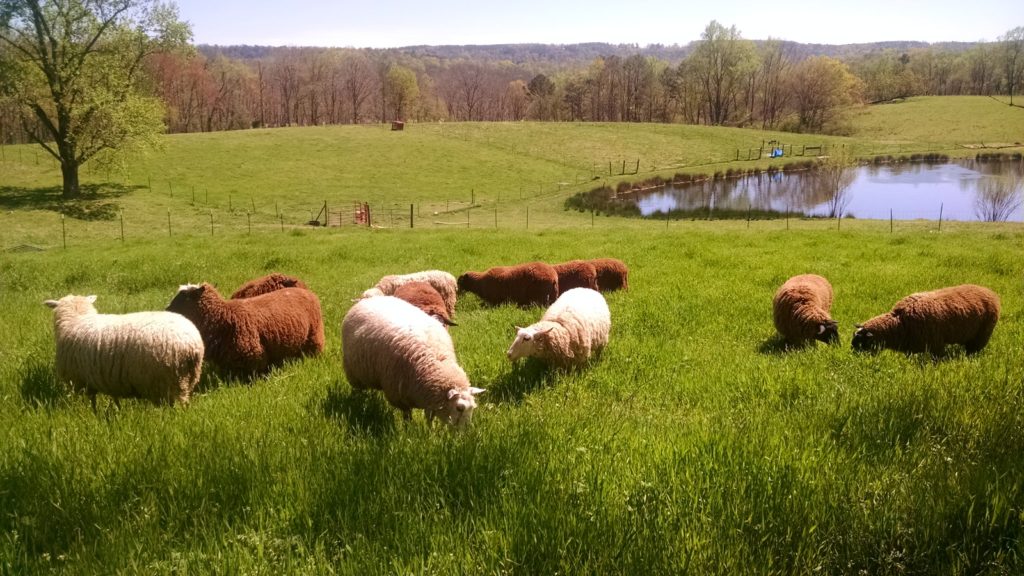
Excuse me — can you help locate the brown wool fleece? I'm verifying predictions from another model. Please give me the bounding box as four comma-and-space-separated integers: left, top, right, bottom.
458, 261, 559, 307
393, 281, 454, 326
553, 260, 599, 294
167, 283, 324, 377
231, 273, 309, 299
859, 284, 1000, 354
589, 258, 629, 291
772, 274, 835, 345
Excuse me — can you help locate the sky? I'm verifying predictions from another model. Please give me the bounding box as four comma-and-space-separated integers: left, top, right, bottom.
173, 0, 1023, 48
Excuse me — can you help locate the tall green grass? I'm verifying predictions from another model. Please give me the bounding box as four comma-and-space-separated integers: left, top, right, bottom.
1, 224, 1022, 574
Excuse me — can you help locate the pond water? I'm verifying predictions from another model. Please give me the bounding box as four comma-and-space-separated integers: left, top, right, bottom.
635, 159, 1024, 222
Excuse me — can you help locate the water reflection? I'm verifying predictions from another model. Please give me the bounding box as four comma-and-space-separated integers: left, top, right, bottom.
635, 159, 1024, 222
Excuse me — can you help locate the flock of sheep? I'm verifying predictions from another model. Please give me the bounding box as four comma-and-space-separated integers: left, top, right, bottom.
43, 259, 1001, 423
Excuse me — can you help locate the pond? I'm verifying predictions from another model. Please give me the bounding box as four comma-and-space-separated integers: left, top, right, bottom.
633, 158, 1024, 222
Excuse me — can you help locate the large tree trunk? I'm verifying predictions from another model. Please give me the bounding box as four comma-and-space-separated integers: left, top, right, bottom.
61, 160, 81, 199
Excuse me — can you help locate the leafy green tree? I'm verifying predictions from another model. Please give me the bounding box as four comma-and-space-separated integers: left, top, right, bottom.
788, 56, 861, 133
384, 63, 418, 121
689, 21, 756, 125
0, 0, 189, 198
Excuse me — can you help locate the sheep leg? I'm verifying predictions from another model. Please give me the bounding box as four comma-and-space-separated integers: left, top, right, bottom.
89, 391, 98, 413
965, 328, 995, 355
425, 411, 436, 426
401, 409, 412, 421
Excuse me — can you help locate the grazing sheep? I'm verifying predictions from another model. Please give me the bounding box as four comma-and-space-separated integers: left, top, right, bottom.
166, 283, 324, 377
772, 274, 839, 346
506, 287, 611, 368
589, 258, 629, 292
553, 260, 599, 294
231, 273, 308, 299
852, 284, 1000, 355
360, 270, 458, 317
458, 261, 559, 307
342, 296, 484, 425
44, 295, 204, 408
393, 281, 457, 328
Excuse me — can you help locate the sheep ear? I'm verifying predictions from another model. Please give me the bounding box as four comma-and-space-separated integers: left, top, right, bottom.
818, 324, 826, 335
854, 323, 863, 328
43, 299, 58, 309
536, 326, 554, 335
469, 387, 486, 395
86, 295, 97, 303
447, 389, 460, 400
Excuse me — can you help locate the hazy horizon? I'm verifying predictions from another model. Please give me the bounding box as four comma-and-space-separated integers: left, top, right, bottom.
174, 0, 1021, 49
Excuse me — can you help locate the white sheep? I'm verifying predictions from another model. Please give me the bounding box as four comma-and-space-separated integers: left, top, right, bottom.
342, 295, 484, 425
44, 295, 204, 408
360, 270, 458, 317
506, 287, 610, 367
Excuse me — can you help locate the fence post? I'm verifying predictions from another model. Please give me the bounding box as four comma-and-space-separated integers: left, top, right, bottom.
148, 176, 152, 191
938, 203, 943, 232
229, 194, 232, 211
621, 160, 626, 175
247, 212, 251, 235
210, 211, 214, 235
890, 209, 893, 233
410, 204, 414, 228
168, 209, 171, 237
61, 214, 66, 249
280, 214, 284, 232
120, 210, 124, 242
169, 182, 173, 198
635, 158, 640, 174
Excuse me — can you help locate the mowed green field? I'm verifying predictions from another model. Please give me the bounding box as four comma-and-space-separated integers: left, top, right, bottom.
1, 97, 1024, 573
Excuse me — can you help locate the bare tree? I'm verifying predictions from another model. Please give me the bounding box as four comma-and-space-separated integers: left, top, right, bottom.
341, 51, 374, 124
975, 177, 1023, 221
689, 21, 755, 125
999, 26, 1024, 105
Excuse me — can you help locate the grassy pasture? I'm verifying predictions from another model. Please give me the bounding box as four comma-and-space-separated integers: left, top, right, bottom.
1, 96, 1024, 573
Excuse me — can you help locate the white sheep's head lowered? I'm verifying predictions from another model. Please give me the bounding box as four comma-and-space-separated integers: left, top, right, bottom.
506, 325, 554, 361
436, 387, 486, 426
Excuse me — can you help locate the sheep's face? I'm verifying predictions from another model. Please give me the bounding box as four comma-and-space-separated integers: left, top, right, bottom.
507, 325, 551, 361
456, 273, 476, 292
440, 387, 485, 426
166, 284, 205, 320
816, 320, 840, 344
851, 326, 880, 352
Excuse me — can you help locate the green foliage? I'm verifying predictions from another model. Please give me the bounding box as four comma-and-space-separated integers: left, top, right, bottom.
0, 0, 189, 197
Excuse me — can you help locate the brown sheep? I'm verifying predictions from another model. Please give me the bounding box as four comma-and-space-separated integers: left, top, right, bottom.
167, 283, 325, 377
457, 262, 559, 307
852, 284, 1000, 355
589, 258, 629, 291
393, 281, 457, 328
772, 274, 839, 346
231, 273, 309, 299
553, 260, 599, 295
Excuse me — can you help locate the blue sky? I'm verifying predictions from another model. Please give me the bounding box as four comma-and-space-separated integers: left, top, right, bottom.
174, 0, 1022, 47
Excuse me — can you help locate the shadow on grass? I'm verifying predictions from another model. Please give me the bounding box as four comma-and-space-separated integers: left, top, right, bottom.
321, 384, 397, 436
757, 335, 794, 355
0, 183, 141, 221
19, 359, 71, 409
489, 358, 559, 405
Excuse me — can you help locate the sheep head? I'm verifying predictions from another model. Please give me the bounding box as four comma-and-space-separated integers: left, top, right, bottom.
166, 283, 210, 322
506, 324, 555, 361
456, 272, 478, 292
816, 320, 840, 345
851, 325, 880, 352
437, 387, 485, 426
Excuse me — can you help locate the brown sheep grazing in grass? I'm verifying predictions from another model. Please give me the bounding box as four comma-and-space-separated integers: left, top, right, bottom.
231, 273, 309, 299
589, 258, 629, 291
852, 284, 1000, 355
458, 262, 559, 307
167, 283, 325, 377
393, 281, 457, 328
553, 260, 599, 295
772, 274, 839, 346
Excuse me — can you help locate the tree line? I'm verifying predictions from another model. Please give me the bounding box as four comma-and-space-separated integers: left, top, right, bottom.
138, 22, 1024, 135
1, 0, 1021, 200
